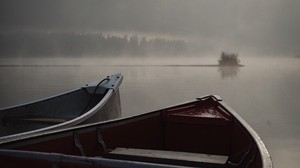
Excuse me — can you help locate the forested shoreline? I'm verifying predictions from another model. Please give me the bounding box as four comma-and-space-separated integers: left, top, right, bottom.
0, 31, 189, 57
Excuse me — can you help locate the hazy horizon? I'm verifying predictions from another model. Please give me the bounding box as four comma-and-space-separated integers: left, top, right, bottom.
1, 0, 300, 57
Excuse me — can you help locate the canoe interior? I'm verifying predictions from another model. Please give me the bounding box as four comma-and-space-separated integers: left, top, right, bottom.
0, 88, 105, 137
0, 97, 265, 168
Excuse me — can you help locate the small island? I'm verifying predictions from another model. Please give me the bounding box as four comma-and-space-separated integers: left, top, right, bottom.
218, 52, 242, 66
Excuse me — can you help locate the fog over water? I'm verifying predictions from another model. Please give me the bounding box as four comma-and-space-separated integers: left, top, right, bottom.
0, 57, 300, 168
1, 0, 300, 56
0, 0, 300, 167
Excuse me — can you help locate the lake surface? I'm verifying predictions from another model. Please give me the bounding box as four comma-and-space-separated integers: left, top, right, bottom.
0, 57, 299, 167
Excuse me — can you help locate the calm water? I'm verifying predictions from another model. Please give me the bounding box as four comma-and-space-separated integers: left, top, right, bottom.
0, 57, 299, 167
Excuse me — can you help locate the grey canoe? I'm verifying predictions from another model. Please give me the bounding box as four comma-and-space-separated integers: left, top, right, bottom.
0, 73, 123, 143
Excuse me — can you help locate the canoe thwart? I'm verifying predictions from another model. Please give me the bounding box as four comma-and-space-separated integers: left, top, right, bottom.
104, 148, 228, 167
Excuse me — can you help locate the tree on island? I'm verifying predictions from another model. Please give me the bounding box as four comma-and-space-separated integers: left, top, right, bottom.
218, 52, 240, 66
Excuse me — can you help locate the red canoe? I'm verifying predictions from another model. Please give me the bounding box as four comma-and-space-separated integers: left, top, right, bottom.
0, 95, 272, 168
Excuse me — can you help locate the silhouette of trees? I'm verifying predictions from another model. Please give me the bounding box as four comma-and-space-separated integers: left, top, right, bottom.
0, 31, 188, 57
218, 52, 240, 66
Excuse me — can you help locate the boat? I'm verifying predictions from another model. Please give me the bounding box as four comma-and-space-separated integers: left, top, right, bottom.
0, 95, 272, 168
0, 73, 123, 143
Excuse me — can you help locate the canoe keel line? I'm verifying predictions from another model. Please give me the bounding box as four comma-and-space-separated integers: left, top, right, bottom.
0, 95, 272, 168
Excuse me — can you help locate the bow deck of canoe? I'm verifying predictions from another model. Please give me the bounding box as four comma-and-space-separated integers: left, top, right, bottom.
0, 95, 273, 168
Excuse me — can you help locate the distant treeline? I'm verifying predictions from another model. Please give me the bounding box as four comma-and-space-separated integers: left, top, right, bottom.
0, 31, 188, 57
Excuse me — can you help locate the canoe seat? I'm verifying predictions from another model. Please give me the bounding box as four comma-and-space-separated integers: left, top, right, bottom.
104, 148, 228, 168
2, 116, 70, 125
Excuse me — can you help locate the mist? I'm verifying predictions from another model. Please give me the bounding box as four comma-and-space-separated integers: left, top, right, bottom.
1, 0, 300, 57
1, 2, 300, 167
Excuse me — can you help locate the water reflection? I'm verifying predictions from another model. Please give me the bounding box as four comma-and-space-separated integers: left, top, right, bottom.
218, 66, 241, 79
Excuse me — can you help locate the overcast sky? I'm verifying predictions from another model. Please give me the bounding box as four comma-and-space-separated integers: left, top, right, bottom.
0, 0, 299, 56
